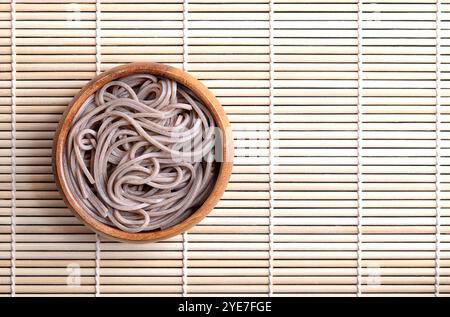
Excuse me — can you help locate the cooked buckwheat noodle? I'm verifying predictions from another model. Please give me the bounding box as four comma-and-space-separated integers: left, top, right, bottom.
64, 74, 218, 233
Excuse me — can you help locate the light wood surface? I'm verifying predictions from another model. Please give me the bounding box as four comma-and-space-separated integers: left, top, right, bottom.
1, 0, 450, 297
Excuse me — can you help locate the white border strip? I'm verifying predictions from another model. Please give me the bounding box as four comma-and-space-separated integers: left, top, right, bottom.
9, 0, 17, 298
435, 0, 442, 297
356, 0, 364, 297
268, 0, 275, 297
181, 0, 189, 297
183, 0, 189, 73
94, 0, 102, 297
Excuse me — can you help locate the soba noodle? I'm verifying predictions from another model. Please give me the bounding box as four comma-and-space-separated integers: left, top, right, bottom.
64, 74, 218, 233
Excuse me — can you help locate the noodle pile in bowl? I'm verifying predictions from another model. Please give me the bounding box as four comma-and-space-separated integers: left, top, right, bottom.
64, 74, 218, 233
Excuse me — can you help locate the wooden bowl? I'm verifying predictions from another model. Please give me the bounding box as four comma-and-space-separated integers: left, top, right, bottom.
53, 62, 233, 242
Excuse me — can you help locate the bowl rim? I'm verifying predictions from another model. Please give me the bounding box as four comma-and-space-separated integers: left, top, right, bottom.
53, 62, 234, 242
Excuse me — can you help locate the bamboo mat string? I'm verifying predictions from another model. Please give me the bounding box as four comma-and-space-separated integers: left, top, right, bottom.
182, 0, 189, 73
94, 0, 102, 298
181, 0, 189, 298
181, 233, 188, 297
356, 0, 364, 297
434, 0, 442, 297
9, 0, 17, 298
94, 237, 101, 296
268, 0, 275, 297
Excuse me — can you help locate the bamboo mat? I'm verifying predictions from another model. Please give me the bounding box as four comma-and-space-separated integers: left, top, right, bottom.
0, 0, 449, 297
